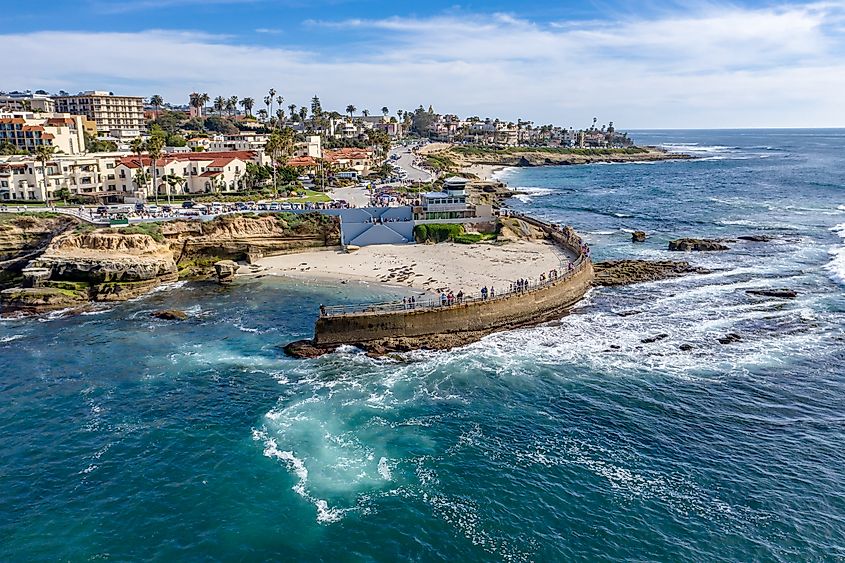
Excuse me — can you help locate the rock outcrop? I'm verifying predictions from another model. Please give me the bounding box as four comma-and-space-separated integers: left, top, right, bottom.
214, 260, 238, 284
151, 309, 188, 321
593, 260, 708, 286
668, 238, 730, 251
0, 214, 78, 289
631, 231, 647, 243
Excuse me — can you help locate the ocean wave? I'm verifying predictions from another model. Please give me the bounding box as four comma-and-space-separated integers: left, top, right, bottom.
0, 334, 24, 343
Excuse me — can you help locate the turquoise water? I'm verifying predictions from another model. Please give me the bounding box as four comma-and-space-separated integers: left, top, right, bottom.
2, 130, 845, 561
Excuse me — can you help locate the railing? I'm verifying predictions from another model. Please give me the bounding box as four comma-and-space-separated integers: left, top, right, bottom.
320, 251, 589, 317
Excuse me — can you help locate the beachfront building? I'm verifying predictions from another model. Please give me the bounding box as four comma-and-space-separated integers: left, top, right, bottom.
0, 153, 125, 202
115, 151, 259, 199
55, 91, 145, 140
412, 176, 495, 226
0, 111, 87, 155
0, 92, 57, 113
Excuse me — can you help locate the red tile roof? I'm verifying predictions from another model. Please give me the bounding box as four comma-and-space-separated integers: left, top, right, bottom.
118, 150, 256, 169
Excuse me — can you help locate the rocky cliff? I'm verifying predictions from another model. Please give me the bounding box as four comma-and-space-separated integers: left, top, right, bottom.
0, 214, 78, 289
0, 212, 341, 314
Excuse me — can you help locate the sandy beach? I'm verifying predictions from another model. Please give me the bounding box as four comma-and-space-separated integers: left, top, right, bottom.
463, 163, 506, 181
243, 240, 568, 296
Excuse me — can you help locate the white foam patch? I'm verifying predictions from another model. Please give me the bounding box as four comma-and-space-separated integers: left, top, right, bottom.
825, 223, 845, 285
0, 334, 24, 343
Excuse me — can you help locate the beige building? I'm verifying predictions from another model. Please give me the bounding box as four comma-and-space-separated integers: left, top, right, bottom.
55, 91, 145, 139
0, 111, 87, 155
0, 153, 124, 202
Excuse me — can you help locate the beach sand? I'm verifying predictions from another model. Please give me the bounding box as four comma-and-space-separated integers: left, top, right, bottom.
243, 240, 567, 296
463, 164, 506, 181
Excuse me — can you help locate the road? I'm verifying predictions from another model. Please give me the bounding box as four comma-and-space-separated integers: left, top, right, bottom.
390, 146, 435, 183
327, 186, 371, 208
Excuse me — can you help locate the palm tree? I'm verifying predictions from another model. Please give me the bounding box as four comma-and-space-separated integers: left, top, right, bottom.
264, 127, 295, 197
228, 95, 238, 116
382, 106, 389, 117
240, 97, 255, 117
199, 93, 209, 116
146, 135, 165, 204
129, 137, 147, 197
213, 96, 226, 115
162, 174, 185, 196
299, 106, 308, 123
288, 104, 297, 121
150, 95, 163, 120
257, 109, 268, 122
346, 105, 356, 118
34, 145, 57, 206
263, 96, 271, 121
268, 89, 277, 124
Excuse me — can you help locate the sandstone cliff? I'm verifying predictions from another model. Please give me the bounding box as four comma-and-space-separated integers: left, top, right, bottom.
0, 214, 78, 288
0, 212, 341, 314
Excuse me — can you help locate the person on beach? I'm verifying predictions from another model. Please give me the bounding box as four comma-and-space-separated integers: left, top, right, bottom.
319, 304, 326, 316
457, 290, 464, 304
440, 292, 448, 306
490, 287, 495, 298
481, 286, 488, 300
403, 297, 408, 309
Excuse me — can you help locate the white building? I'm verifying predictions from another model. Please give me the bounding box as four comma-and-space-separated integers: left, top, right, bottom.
0, 92, 56, 113
115, 151, 260, 198
0, 152, 124, 202
413, 176, 494, 225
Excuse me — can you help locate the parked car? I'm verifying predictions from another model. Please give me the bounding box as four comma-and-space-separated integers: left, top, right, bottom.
181, 201, 195, 209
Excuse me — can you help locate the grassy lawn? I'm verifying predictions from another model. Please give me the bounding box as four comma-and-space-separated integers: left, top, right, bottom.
283, 189, 332, 203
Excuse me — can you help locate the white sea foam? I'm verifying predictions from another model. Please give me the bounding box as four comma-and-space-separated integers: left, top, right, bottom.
825, 223, 845, 285
0, 334, 24, 343
377, 457, 392, 480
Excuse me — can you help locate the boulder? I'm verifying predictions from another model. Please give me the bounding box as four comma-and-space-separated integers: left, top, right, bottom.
0, 287, 86, 312
214, 260, 238, 284
668, 238, 729, 251
679, 343, 694, 351
283, 339, 334, 359
746, 288, 798, 299
641, 333, 668, 344
737, 235, 774, 242
151, 309, 188, 321
632, 231, 647, 243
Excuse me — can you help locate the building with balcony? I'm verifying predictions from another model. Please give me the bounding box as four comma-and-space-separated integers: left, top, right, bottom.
413, 176, 494, 225
0, 111, 86, 154
0, 153, 124, 202
55, 91, 145, 139
0, 92, 56, 113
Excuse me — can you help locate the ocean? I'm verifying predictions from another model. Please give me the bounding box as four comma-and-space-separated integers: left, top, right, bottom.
1, 130, 844, 561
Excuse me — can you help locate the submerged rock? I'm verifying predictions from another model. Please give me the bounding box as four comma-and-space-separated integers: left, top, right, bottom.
738, 235, 775, 242
593, 260, 708, 286
631, 231, 647, 243
151, 309, 188, 321
746, 288, 798, 299
668, 238, 730, 251
679, 343, 694, 351
641, 333, 669, 344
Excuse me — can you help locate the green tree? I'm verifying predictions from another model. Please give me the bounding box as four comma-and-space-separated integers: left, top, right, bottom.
382, 106, 389, 117
346, 105, 356, 118
149, 94, 163, 120
264, 127, 295, 197
162, 173, 185, 196
35, 144, 57, 205
213, 96, 226, 115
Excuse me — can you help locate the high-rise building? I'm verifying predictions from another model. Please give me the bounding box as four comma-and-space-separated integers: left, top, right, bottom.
0, 111, 86, 155
55, 91, 145, 139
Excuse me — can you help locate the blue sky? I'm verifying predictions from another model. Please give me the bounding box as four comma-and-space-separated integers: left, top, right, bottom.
3, 0, 845, 128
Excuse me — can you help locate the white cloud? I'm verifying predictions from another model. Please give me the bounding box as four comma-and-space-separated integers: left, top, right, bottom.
3, 2, 845, 128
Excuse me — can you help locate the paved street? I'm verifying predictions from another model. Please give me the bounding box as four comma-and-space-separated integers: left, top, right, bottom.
390, 146, 435, 183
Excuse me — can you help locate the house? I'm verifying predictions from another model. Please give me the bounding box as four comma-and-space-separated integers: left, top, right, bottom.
412, 176, 494, 226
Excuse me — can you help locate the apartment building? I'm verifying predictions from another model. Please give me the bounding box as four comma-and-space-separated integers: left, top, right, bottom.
115, 151, 259, 198
0, 92, 56, 113
0, 153, 123, 202
55, 91, 145, 139
0, 111, 86, 154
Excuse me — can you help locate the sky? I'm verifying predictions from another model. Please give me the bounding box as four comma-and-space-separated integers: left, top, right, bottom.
2, 0, 845, 128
